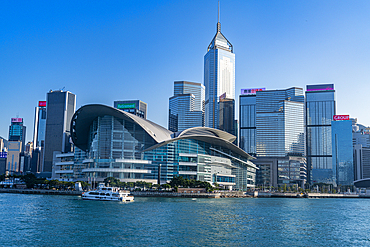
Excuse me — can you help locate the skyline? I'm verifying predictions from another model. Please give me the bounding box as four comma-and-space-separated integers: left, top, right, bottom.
1, 0, 370, 142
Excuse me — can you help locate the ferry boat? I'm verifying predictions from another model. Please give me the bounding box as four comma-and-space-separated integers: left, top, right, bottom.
82, 185, 134, 202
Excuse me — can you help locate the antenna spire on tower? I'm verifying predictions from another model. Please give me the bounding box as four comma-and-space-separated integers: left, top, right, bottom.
217, 0, 221, 32
218, 0, 220, 23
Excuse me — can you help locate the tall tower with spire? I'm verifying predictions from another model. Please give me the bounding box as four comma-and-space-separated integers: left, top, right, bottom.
204, 3, 235, 132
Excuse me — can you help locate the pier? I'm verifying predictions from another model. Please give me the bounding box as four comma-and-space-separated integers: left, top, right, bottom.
0, 188, 82, 196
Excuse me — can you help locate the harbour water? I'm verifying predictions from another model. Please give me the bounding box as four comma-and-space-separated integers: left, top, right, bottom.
1, 194, 369, 246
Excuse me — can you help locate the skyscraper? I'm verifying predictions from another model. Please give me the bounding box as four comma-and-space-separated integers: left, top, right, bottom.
305, 84, 336, 184
204, 12, 235, 131
239, 87, 306, 187
43, 90, 76, 173
8, 117, 26, 153
332, 117, 353, 186
32, 101, 47, 173
218, 97, 235, 136
168, 81, 205, 132
114, 100, 147, 119
33, 101, 47, 149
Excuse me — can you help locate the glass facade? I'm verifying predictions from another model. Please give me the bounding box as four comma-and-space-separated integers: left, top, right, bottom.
146, 138, 256, 190
83, 115, 157, 182
218, 98, 235, 136
239, 88, 304, 158
305, 84, 335, 184
239, 95, 256, 156
277, 159, 306, 185
332, 120, 354, 186
169, 81, 205, 132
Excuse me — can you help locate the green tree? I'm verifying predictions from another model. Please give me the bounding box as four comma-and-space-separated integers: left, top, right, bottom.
161, 184, 171, 191
104, 177, 120, 187
21, 173, 37, 189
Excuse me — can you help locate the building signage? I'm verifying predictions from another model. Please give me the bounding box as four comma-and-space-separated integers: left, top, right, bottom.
241, 88, 265, 95
117, 103, 136, 109
333, 115, 350, 121
38, 101, 47, 107
0, 152, 6, 158
219, 92, 226, 101
306, 84, 334, 92
11, 118, 23, 123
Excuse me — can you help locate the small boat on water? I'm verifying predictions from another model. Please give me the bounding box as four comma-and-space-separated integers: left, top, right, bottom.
82, 185, 134, 202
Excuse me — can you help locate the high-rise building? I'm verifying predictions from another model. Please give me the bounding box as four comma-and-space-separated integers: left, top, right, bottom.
8, 118, 26, 153
239, 87, 306, 187
6, 141, 22, 174
352, 118, 370, 181
43, 90, 76, 173
33, 101, 47, 149
0, 137, 6, 152
0, 152, 6, 175
305, 84, 336, 184
114, 100, 147, 119
168, 81, 205, 132
31, 101, 46, 173
218, 97, 235, 136
204, 15, 235, 132
332, 116, 353, 186
240, 87, 305, 157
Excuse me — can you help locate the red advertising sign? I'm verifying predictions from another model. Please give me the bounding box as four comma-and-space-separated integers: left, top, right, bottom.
38, 101, 46, 107
333, 115, 349, 121
11, 118, 23, 123
241, 88, 266, 95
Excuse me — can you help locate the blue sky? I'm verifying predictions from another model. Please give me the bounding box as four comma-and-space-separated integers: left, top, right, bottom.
1, 0, 370, 141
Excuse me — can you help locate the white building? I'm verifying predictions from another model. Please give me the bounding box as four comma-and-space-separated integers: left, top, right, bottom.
204, 20, 235, 130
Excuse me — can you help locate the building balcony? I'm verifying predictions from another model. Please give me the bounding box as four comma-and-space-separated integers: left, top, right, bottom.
82, 168, 151, 174
178, 171, 197, 175
55, 170, 73, 174
55, 161, 74, 166
179, 162, 197, 166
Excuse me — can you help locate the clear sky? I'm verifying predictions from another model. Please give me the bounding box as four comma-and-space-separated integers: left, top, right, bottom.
1, 0, 370, 142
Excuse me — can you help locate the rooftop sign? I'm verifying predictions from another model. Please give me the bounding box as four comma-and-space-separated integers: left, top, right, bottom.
0, 152, 7, 158
241, 88, 265, 95
38, 101, 46, 107
117, 103, 136, 109
307, 84, 334, 92
11, 118, 23, 123
333, 115, 350, 121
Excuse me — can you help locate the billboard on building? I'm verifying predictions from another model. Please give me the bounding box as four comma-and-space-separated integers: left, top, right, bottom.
333, 115, 350, 121
306, 84, 334, 92
241, 88, 265, 95
117, 103, 136, 109
38, 101, 47, 107
11, 118, 23, 123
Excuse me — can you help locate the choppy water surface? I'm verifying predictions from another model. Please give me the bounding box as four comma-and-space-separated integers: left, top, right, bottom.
0, 194, 369, 246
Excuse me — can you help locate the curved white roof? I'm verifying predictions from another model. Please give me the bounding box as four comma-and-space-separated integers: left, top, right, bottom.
71, 104, 173, 151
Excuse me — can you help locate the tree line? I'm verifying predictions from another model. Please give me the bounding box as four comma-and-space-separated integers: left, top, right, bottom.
1, 174, 213, 192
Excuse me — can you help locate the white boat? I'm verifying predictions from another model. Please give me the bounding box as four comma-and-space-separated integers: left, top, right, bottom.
82, 185, 134, 202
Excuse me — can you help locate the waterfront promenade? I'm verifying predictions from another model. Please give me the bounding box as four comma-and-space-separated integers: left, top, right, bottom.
2, 188, 370, 199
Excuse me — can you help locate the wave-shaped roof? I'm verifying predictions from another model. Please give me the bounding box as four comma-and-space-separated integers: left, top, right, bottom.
71, 104, 173, 151
176, 127, 236, 143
